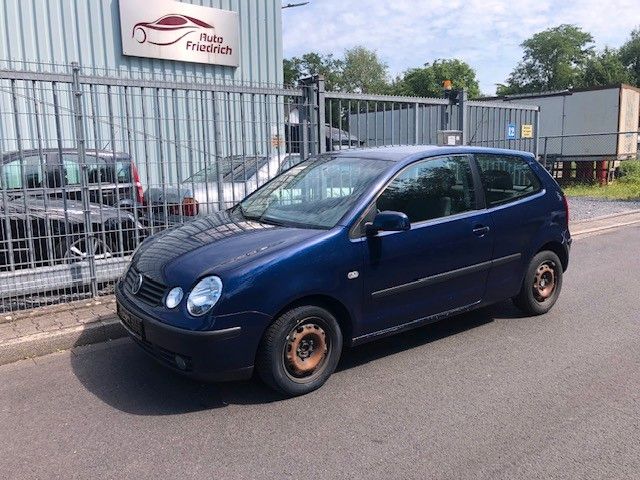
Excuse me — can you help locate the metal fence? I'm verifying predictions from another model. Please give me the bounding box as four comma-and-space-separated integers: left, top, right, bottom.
0, 63, 541, 313
540, 131, 639, 184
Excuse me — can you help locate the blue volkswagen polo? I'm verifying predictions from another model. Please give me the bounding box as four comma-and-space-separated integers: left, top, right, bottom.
116, 146, 571, 396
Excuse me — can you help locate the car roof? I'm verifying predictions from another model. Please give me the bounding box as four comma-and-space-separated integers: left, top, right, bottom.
332, 145, 535, 163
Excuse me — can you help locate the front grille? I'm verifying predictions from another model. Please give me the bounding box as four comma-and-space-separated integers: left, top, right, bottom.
125, 266, 166, 306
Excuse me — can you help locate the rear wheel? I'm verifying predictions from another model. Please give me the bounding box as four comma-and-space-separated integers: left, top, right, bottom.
513, 251, 563, 315
256, 305, 343, 396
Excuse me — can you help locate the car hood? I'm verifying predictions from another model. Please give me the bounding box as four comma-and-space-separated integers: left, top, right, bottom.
3, 196, 130, 223
134, 209, 326, 283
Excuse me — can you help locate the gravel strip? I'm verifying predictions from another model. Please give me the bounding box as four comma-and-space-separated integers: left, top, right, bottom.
567, 196, 640, 222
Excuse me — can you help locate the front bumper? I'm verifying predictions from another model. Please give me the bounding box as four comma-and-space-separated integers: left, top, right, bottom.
115, 283, 269, 382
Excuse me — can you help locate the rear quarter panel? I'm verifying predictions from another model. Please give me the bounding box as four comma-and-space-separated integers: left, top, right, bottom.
483, 158, 568, 304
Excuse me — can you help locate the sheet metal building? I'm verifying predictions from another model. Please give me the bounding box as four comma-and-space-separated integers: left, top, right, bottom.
0, 0, 285, 187
0, 0, 283, 84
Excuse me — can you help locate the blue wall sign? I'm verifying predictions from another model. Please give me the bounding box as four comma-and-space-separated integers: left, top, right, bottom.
507, 123, 516, 140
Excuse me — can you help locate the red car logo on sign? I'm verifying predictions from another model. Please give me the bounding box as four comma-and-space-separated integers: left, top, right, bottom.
132, 14, 213, 46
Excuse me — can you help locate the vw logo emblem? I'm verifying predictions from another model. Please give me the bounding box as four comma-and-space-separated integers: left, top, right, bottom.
131, 273, 143, 294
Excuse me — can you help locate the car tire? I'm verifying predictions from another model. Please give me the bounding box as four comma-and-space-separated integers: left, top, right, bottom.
513, 250, 563, 316
55, 235, 115, 263
256, 305, 343, 397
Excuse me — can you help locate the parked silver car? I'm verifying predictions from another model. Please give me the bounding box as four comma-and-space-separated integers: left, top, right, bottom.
144, 153, 300, 225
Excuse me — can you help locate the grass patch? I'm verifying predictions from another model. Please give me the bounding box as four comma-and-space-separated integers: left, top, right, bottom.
563, 161, 640, 200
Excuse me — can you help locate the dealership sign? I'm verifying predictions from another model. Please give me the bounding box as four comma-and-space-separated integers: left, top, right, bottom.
119, 0, 239, 67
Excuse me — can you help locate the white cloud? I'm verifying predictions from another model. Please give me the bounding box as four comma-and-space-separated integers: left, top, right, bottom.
282, 0, 640, 94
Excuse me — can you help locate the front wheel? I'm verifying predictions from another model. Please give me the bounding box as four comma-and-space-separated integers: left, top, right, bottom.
513, 251, 563, 315
55, 235, 114, 263
256, 305, 343, 397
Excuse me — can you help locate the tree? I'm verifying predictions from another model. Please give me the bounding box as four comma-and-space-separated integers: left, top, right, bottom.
283, 48, 389, 93
498, 24, 594, 95
392, 59, 480, 98
620, 27, 640, 86
340, 46, 390, 94
282, 52, 343, 90
283, 58, 302, 86
579, 47, 631, 87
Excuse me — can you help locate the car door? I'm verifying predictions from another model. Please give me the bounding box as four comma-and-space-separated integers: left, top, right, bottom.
356, 154, 494, 336
474, 153, 546, 303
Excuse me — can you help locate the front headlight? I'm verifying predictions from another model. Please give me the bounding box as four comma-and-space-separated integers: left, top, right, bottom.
187, 276, 223, 316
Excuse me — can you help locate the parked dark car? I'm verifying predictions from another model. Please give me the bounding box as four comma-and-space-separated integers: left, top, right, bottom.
1, 149, 144, 209
0, 195, 145, 271
116, 146, 571, 396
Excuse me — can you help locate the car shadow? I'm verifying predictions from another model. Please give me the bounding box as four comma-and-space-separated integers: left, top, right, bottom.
70, 300, 524, 416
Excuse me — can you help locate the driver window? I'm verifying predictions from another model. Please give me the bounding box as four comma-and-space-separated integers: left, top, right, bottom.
377, 155, 476, 223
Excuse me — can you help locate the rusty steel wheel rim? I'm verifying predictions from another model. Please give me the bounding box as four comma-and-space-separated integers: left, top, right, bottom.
533, 261, 556, 302
284, 320, 329, 379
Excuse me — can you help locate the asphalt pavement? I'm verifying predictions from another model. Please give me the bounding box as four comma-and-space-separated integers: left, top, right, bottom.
1, 225, 639, 480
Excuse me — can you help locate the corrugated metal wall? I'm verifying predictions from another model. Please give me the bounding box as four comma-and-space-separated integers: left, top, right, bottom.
0, 0, 285, 189
0, 0, 283, 85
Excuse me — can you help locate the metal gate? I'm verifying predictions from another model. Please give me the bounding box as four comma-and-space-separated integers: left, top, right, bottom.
0, 64, 540, 312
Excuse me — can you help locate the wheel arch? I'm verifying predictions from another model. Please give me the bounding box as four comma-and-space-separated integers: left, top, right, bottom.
536, 241, 568, 272
270, 294, 354, 346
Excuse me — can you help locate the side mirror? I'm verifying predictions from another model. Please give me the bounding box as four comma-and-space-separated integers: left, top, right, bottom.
365, 211, 411, 236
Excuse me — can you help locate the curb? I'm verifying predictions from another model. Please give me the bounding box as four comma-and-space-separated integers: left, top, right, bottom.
571, 209, 640, 238
573, 218, 640, 238
571, 208, 640, 227
0, 317, 126, 366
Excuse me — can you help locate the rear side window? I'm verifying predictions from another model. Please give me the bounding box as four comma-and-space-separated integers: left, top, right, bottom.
475, 154, 541, 207
53, 154, 131, 186
377, 155, 476, 223
2, 156, 45, 189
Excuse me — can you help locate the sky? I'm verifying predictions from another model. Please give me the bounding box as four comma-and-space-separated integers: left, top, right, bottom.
282, 0, 640, 95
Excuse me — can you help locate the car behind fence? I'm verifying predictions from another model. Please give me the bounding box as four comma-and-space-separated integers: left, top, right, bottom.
0, 62, 541, 313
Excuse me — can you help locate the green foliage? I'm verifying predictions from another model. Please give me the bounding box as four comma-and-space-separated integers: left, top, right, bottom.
283, 47, 388, 93
285, 25, 640, 98
579, 47, 631, 87
283, 52, 344, 90
283, 58, 300, 87
564, 161, 640, 200
620, 160, 640, 181
340, 46, 390, 94
392, 59, 480, 99
620, 27, 640, 86
498, 25, 594, 95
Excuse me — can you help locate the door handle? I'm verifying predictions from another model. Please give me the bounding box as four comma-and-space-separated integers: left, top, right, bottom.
472, 224, 490, 236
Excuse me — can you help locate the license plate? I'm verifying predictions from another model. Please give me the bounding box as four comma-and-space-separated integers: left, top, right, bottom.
117, 303, 144, 340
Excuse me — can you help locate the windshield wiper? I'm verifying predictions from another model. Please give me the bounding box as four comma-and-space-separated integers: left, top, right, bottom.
257, 216, 289, 227
235, 203, 264, 223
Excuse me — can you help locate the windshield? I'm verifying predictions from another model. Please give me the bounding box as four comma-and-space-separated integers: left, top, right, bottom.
185, 156, 269, 183
238, 155, 390, 229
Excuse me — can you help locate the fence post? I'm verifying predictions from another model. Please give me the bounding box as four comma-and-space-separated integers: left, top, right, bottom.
458, 89, 468, 145
299, 77, 311, 159
71, 62, 98, 297
534, 108, 540, 158
316, 75, 326, 154
413, 103, 419, 144
210, 91, 226, 211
